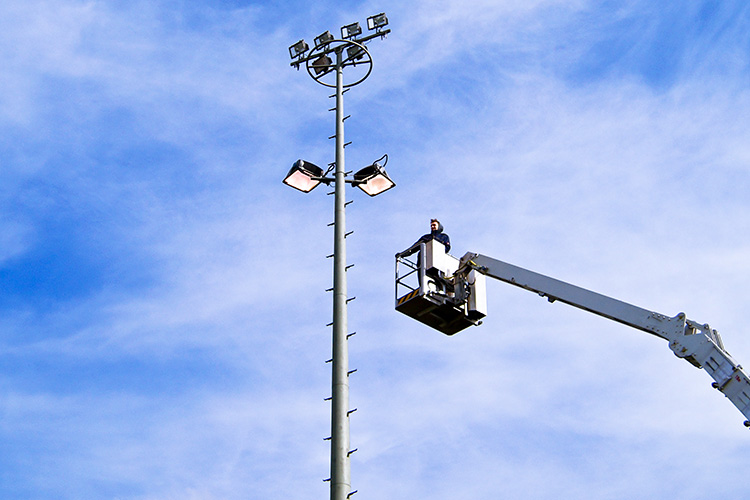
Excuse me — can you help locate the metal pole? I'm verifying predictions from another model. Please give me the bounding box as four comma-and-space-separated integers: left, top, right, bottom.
330, 46, 351, 500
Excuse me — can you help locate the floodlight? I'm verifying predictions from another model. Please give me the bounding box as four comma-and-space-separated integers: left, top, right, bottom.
314, 30, 334, 48
283, 160, 325, 193
353, 160, 395, 196
347, 45, 365, 61
341, 22, 362, 40
367, 13, 389, 30
289, 39, 309, 59
312, 54, 333, 75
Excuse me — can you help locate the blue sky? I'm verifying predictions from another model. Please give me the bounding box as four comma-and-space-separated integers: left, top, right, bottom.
2, 0, 750, 498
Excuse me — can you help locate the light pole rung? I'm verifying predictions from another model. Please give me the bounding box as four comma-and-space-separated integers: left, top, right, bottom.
329, 88, 350, 98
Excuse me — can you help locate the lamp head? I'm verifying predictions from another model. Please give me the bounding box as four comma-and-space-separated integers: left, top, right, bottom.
312, 54, 333, 75
347, 45, 365, 61
341, 22, 362, 40
353, 160, 395, 196
283, 160, 325, 193
367, 13, 389, 31
314, 30, 334, 48
289, 39, 309, 59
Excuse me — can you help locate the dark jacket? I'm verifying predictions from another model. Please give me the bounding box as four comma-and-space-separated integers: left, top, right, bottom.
399, 222, 451, 257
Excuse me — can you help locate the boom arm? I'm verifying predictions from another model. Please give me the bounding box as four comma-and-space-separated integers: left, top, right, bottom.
456, 252, 750, 426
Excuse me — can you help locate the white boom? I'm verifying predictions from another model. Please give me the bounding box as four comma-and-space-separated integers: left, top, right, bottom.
394, 243, 750, 426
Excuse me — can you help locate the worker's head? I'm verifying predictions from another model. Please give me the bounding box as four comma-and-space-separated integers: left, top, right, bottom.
430, 218, 442, 232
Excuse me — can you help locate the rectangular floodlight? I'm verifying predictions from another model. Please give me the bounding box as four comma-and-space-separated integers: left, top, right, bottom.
289, 39, 309, 59
353, 162, 395, 196
314, 30, 334, 48
347, 45, 365, 61
312, 54, 333, 75
341, 22, 362, 39
283, 160, 325, 193
367, 13, 388, 30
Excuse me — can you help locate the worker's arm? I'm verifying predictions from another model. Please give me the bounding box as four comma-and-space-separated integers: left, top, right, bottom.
396, 236, 428, 258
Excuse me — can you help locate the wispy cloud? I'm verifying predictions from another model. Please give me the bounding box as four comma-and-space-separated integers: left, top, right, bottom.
1, 1, 750, 499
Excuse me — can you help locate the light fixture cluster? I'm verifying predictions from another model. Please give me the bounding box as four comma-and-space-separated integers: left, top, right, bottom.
283, 157, 395, 197
288, 13, 390, 67
285, 13, 394, 198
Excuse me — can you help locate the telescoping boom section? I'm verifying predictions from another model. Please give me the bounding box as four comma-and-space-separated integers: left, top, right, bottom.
394, 248, 750, 427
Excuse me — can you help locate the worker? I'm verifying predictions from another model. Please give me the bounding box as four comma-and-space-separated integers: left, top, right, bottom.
396, 218, 451, 258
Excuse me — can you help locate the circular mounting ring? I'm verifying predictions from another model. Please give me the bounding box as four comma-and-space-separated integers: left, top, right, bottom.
305, 39, 373, 88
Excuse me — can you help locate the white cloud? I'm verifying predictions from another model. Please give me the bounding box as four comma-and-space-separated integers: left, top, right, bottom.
2, 1, 750, 499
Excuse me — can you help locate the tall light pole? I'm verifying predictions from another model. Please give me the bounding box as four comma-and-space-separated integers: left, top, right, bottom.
284, 13, 393, 500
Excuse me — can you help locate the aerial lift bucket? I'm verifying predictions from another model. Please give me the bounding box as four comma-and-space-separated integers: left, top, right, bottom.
395, 240, 485, 335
